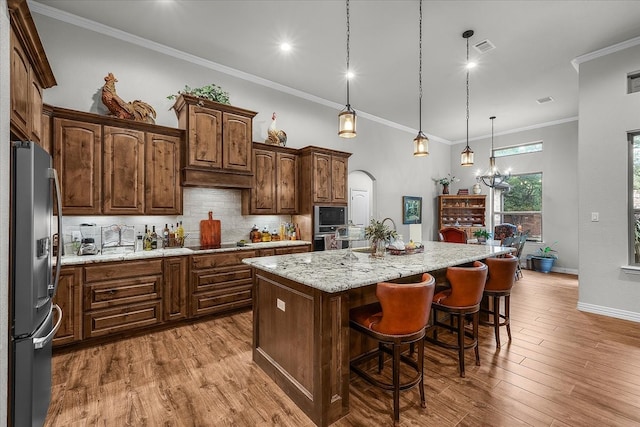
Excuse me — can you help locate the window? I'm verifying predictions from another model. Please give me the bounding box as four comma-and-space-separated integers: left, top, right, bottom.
494, 141, 542, 158
493, 173, 543, 242
629, 133, 640, 264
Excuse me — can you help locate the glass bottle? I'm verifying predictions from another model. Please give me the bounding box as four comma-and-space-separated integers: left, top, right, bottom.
151, 226, 158, 250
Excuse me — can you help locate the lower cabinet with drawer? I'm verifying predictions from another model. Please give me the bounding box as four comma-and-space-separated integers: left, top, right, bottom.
83, 259, 164, 338
190, 250, 257, 317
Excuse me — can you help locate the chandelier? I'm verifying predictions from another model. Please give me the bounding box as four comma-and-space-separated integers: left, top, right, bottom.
338, 0, 356, 138
479, 116, 510, 188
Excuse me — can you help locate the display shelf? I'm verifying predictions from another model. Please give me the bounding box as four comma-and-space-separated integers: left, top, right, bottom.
437, 195, 487, 239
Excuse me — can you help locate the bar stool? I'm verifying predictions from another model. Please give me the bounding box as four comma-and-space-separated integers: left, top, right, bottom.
349, 273, 435, 426
481, 254, 518, 347
425, 261, 487, 377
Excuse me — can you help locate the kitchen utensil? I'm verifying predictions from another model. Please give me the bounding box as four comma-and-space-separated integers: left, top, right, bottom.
200, 211, 221, 248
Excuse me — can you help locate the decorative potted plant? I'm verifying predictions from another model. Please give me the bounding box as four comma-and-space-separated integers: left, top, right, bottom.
364, 218, 397, 257
433, 174, 459, 195
531, 242, 558, 273
167, 83, 231, 105
473, 229, 492, 243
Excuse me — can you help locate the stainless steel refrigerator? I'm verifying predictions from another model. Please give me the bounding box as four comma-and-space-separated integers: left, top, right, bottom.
10, 141, 63, 426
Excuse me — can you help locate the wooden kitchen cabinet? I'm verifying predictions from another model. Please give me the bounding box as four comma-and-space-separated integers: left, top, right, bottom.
437, 195, 487, 240
83, 259, 164, 338
173, 94, 257, 189
103, 126, 145, 215
242, 143, 298, 215
190, 250, 257, 317
299, 147, 350, 207
163, 256, 188, 322
8, 0, 56, 145
52, 266, 83, 346
51, 106, 184, 215
145, 132, 183, 215
53, 117, 102, 215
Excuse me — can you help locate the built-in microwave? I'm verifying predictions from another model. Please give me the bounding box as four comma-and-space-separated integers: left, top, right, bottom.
314, 205, 348, 236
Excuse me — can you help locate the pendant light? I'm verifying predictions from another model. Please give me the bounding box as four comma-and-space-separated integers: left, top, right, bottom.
413, 0, 429, 156
479, 116, 510, 187
338, 0, 356, 138
460, 30, 474, 166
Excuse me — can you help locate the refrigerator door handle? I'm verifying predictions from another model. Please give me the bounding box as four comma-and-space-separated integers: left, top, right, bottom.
48, 167, 63, 299
33, 304, 62, 350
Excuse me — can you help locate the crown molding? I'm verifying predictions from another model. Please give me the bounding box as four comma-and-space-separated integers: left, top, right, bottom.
571, 34, 640, 72
29, 1, 451, 143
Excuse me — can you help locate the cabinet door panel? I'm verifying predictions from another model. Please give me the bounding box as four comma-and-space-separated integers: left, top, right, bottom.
54, 118, 102, 214
52, 267, 82, 346
277, 152, 298, 213
10, 29, 30, 137
252, 149, 276, 213
164, 257, 188, 321
145, 133, 182, 215
223, 113, 252, 172
331, 156, 348, 203
103, 126, 145, 214
313, 153, 331, 203
190, 105, 222, 168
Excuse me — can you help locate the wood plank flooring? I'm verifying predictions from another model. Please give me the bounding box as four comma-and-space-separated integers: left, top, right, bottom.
45, 271, 640, 426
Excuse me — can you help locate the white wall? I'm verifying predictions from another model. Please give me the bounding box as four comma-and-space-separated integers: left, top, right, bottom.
578, 43, 640, 322
32, 12, 450, 246
1, 0, 10, 420
449, 121, 580, 273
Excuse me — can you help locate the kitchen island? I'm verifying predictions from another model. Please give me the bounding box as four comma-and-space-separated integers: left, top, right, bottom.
242, 241, 514, 426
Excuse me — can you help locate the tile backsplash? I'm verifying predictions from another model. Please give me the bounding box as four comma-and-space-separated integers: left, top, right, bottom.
61, 187, 292, 253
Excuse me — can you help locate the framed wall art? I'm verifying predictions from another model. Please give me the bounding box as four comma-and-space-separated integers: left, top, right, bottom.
402, 196, 422, 224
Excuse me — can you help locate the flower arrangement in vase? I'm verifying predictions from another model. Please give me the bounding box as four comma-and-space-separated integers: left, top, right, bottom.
364, 218, 397, 257
433, 174, 460, 194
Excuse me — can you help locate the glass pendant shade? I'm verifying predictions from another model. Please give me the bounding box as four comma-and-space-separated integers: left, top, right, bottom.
413, 131, 429, 156
461, 145, 474, 166
338, 106, 357, 138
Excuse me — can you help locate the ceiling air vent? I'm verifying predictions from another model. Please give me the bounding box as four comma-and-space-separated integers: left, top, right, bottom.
473, 39, 495, 54
536, 96, 555, 104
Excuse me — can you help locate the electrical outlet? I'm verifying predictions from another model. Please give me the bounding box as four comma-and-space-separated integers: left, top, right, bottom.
591, 212, 599, 222
277, 298, 286, 312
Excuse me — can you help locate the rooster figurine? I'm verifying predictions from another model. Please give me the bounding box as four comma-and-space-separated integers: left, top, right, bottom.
101, 73, 156, 123
265, 112, 287, 146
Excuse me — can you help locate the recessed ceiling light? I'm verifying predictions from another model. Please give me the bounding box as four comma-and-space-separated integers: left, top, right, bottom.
346, 71, 354, 80
466, 62, 477, 69
280, 42, 292, 52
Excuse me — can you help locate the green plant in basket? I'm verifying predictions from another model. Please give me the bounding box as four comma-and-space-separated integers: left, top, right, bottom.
167, 83, 230, 105
473, 229, 492, 240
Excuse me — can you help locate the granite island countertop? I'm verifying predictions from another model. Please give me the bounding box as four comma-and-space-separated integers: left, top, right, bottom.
242, 241, 514, 293
59, 240, 312, 266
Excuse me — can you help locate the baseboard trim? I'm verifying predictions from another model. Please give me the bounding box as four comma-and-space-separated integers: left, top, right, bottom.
577, 302, 640, 323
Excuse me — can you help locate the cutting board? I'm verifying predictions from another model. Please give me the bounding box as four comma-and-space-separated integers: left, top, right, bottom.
200, 211, 221, 248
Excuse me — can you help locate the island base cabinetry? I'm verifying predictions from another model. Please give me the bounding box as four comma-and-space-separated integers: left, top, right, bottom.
253, 270, 349, 427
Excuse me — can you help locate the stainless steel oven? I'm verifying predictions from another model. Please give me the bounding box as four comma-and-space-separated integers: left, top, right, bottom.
313, 206, 348, 251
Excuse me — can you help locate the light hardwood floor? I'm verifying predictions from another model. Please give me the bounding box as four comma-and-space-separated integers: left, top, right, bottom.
45, 271, 640, 426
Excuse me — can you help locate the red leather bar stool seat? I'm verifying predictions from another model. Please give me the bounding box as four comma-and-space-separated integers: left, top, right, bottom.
439, 227, 468, 243
425, 261, 487, 377
481, 254, 518, 347
349, 273, 435, 426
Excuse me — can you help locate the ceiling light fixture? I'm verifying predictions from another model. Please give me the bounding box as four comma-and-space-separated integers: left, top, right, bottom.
479, 116, 510, 188
460, 29, 475, 166
338, 0, 356, 138
413, 0, 429, 156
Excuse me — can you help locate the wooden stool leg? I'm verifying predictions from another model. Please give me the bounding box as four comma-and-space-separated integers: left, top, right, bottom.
378, 342, 384, 373
393, 343, 401, 426
493, 295, 501, 348
457, 313, 466, 377
473, 311, 480, 366
505, 295, 512, 341
418, 339, 426, 409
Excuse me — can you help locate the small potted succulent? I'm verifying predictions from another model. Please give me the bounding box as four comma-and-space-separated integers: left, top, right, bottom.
532, 242, 558, 273
364, 218, 397, 257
